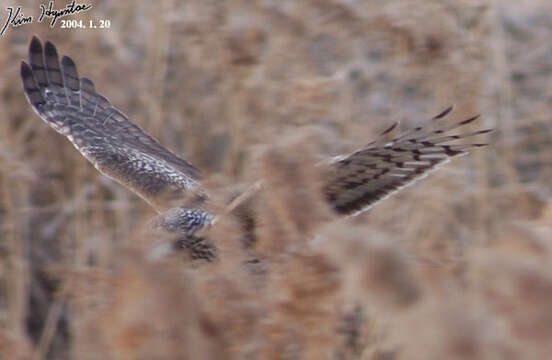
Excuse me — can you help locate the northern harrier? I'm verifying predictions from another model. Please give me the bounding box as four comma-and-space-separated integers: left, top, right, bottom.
21, 37, 491, 259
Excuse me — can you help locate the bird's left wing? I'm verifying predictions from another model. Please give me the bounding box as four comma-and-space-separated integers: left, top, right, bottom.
323, 107, 492, 215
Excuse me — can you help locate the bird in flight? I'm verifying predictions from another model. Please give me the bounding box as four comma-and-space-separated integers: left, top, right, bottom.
20, 36, 491, 260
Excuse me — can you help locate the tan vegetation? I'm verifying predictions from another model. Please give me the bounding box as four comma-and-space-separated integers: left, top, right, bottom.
1, 0, 552, 359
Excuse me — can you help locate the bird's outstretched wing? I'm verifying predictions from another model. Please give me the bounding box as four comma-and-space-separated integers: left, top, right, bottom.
20, 37, 202, 211
324, 107, 492, 215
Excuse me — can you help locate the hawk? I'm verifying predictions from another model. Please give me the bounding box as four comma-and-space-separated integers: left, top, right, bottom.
20, 37, 491, 259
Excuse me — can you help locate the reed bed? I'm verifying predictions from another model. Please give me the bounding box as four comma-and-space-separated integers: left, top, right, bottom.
1, 1, 552, 359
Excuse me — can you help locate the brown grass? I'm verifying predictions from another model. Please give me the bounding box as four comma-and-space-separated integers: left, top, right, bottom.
1, 0, 552, 359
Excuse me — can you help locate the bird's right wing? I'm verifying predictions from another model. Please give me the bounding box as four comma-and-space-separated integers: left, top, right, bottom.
21, 37, 202, 211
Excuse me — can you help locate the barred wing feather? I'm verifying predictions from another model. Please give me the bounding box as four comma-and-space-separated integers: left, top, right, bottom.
20, 37, 202, 210
324, 107, 491, 215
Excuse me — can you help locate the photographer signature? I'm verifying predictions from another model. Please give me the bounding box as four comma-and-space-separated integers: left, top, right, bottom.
1, 1, 92, 36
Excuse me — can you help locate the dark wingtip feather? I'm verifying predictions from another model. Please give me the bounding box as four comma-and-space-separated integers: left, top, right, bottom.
80, 77, 95, 89
43, 40, 64, 88
380, 121, 399, 136
20, 60, 32, 78
61, 55, 79, 91
476, 129, 494, 135
21, 61, 45, 109
61, 55, 80, 101
61, 55, 75, 68
459, 114, 480, 125
433, 105, 454, 120
28, 36, 48, 87
29, 36, 42, 55
44, 40, 58, 57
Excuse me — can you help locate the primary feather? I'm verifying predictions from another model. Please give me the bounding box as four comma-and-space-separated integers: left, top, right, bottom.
21, 36, 201, 211
324, 108, 491, 215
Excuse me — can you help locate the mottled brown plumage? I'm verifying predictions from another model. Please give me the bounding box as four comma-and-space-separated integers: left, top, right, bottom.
21, 37, 491, 260
323, 107, 491, 215
21, 36, 201, 212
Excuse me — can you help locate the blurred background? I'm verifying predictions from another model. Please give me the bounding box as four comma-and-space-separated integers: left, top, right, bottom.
1, 0, 552, 359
